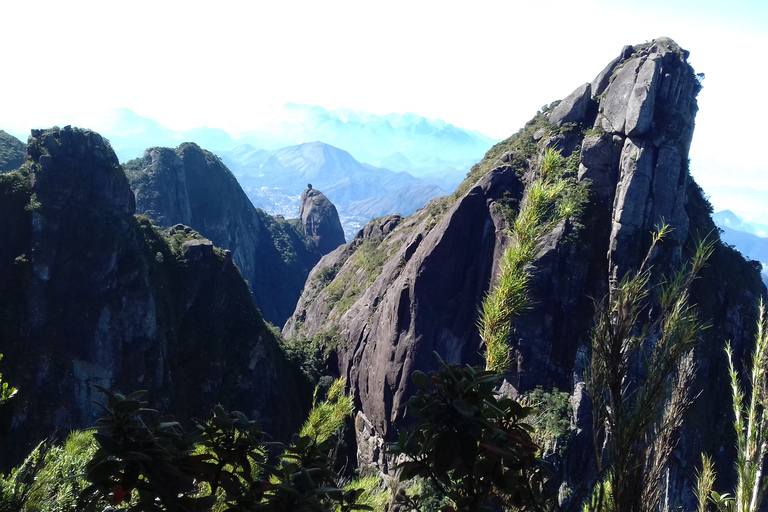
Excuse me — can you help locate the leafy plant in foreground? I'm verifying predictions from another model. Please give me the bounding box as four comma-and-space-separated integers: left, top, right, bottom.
388, 355, 548, 512
80, 381, 369, 512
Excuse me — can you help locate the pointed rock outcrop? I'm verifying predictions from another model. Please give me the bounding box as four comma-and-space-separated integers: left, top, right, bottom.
300, 185, 346, 254
126, 143, 322, 325
284, 38, 764, 508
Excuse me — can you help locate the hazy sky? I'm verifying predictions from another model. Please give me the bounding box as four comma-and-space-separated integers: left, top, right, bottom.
2, 0, 767, 216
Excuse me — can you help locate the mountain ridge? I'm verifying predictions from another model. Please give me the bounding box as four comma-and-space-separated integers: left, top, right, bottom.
282, 38, 766, 510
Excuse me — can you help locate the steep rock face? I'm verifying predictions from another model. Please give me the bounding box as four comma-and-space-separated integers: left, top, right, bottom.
126, 143, 322, 326
284, 39, 765, 506
0, 127, 309, 469
300, 186, 346, 254
0, 130, 26, 173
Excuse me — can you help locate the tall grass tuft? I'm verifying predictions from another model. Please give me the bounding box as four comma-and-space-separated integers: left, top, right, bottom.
300, 377, 354, 444
479, 148, 584, 374
697, 302, 768, 512
586, 226, 714, 512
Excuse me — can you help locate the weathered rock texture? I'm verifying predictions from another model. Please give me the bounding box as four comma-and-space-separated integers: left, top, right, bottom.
283, 39, 765, 508
0, 127, 310, 469
300, 186, 346, 255
125, 143, 332, 326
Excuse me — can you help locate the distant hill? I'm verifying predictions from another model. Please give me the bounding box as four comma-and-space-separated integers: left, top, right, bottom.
236, 103, 499, 185
0, 130, 25, 173
713, 210, 768, 286
706, 186, 768, 226
223, 141, 444, 239
713, 209, 768, 237
85, 108, 240, 162
81, 106, 496, 189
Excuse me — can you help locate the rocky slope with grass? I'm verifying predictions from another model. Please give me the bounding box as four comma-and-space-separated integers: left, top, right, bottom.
0, 127, 310, 469
0, 130, 25, 173
124, 143, 342, 326
283, 38, 765, 508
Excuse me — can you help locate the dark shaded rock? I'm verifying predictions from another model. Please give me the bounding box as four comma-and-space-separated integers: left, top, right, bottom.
0, 128, 310, 469
127, 143, 323, 326
28, 126, 135, 215
283, 38, 764, 511
578, 133, 623, 203
300, 187, 346, 254
549, 83, 592, 127
543, 130, 582, 159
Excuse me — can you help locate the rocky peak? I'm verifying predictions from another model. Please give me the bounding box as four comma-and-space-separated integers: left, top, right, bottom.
127, 143, 322, 326
27, 126, 135, 215
0, 131, 310, 467
300, 186, 346, 254
283, 39, 764, 508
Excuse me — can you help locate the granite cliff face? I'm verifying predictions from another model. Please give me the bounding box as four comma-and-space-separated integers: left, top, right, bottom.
284, 39, 765, 506
300, 186, 346, 254
0, 127, 309, 468
125, 143, 337, 326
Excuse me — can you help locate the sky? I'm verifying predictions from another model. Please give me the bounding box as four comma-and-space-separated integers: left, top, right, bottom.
1, 0, 767, 219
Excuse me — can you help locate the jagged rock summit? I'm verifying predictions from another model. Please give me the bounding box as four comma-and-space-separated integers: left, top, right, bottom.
0, 127, 309, 468
283, 38, 764, 508
300, 185, 347, 254
125, 142, 324, 326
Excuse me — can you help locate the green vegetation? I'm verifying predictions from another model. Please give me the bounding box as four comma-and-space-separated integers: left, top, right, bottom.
479, 148, 585, 373
695, 302, 768, 512
0, 130, 25, 174
301, 378, 354, 444
585, 226, 714, 512
388, 357, 548, 512
321, 238, 401, 318
258, 209, 317, 267
523, 386, 571, 455
75, 384, 366, 512
0, 355, 17, 405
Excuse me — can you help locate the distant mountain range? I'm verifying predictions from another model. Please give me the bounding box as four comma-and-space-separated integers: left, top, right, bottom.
77, 106, 497, 192
235, 103, 498, 190
713, 210, 768, 285
50, 106, 494, 238
221, 141, 446, 239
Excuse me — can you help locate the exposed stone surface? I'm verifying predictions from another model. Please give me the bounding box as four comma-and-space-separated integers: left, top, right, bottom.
549, 83, 592, 127
354, 214, 402, 240
127, 143, 324, 325
0, 128, 310, 469
284, 38, 763, 511
300, 187, 346, 255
